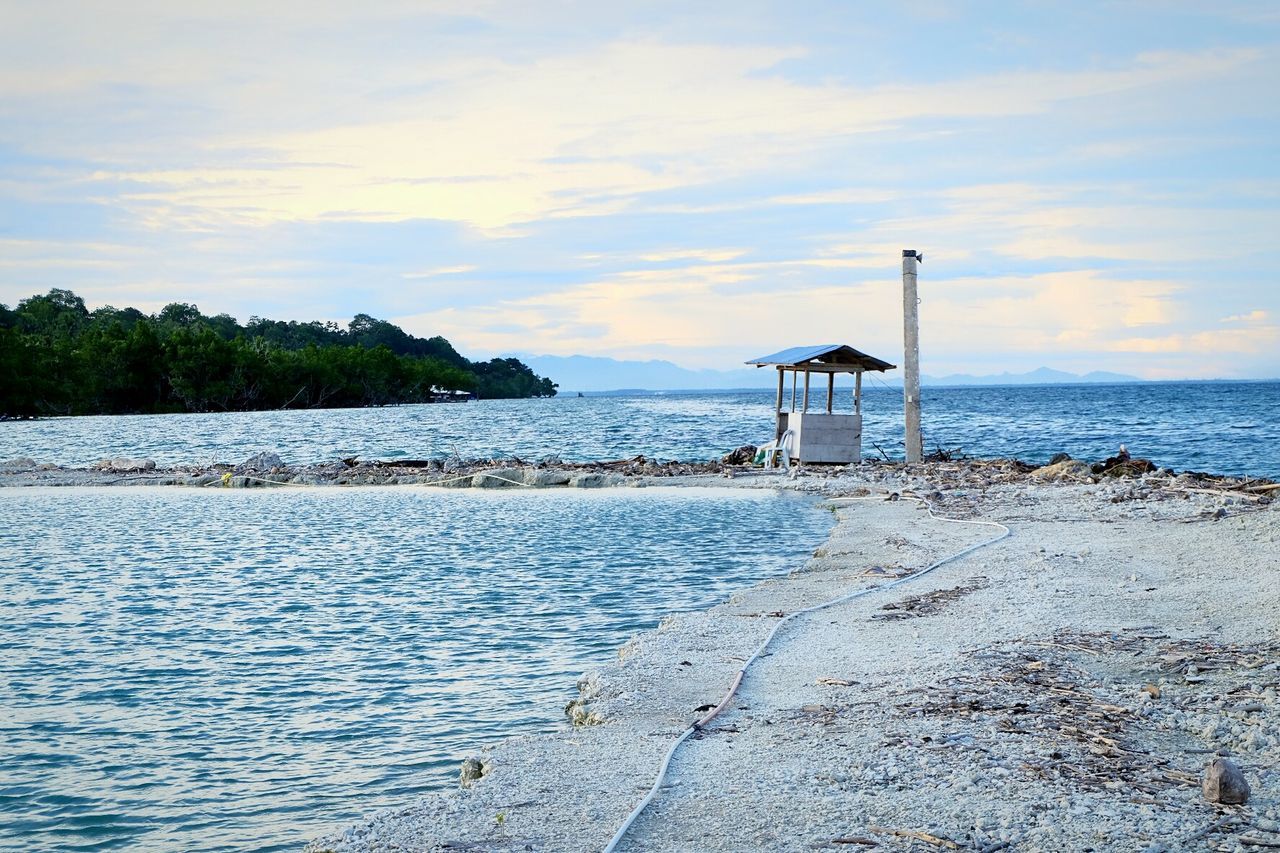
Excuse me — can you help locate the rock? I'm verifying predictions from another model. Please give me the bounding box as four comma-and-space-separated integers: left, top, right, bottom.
570, 473, 607, 488
721, 444, 757, 465
1091, 445, 1156, 477
565, 700, 602, 726
470, 468, 526, 488
1031, 459, 1091, 480
435, 472, 472, 488
524, 469, 572, 487
1048, 452, 1072, 465
92, 457, 157, 473
1095, 458, 1157, 477
0, 457, 38, 472
235, 451, 284, 473
1203, 757, 1250, 804
459, 757, 488, 789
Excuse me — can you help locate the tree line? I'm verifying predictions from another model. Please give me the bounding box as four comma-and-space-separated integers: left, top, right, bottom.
0, 289, 557, 417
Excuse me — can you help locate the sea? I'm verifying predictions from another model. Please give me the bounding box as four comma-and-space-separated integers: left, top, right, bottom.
3, 381, 1278, 477
1, 381, 1277, 852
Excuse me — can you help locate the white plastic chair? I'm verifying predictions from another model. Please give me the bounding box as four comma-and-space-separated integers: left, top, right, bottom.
760, 429, 795, 471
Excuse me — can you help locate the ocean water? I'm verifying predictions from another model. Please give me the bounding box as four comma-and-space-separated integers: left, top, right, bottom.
2, 381, 1278, 477
0, 486, 831, 852
2, 379, 1278, 851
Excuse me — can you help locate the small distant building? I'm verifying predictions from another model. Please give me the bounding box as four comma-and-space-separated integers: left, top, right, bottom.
746, 344, 895, 464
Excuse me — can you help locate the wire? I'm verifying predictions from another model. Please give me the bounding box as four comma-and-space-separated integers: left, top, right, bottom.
601, 493, 1011, 853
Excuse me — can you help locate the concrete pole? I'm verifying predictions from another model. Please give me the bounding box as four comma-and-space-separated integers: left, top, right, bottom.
775, 367, 785, 440
902, 249, 923, 463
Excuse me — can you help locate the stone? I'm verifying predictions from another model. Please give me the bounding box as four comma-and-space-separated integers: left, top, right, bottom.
524, 469, 572, 487
1048, 452, 1072, 465
564, 699, 603, 726
92, 457, 157, 473
0, 457, 38, 472
434, 473, 472, 488
1203, 757, 1250, 804
570, 473, 607, 488
471, 468, 526, 488
235, 451, 283, 473
721, 444, 757, 465
1030, 459, 1091, 481
459, 757, 487, 789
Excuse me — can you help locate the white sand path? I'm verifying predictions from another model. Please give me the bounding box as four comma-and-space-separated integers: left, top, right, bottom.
307, 475, 1280, 853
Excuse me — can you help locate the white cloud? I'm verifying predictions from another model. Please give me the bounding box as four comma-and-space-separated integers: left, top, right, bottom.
1220, 309, 1269, 324
47, 42, 1262, 230
401, 265, 478, 279
2, 6, 1278, 379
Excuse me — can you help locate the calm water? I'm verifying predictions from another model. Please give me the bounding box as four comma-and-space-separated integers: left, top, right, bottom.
2, 380, 1277, 852
0, 486, 830, 852
3, 381, 1278, 477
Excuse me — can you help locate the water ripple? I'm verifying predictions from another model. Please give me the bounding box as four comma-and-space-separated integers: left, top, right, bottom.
0, 486, 830, 852
1, 382, 1277, 477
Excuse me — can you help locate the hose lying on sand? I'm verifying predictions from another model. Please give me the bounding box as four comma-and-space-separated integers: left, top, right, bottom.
602, 492, 1012, 853
205, 470, 534, 488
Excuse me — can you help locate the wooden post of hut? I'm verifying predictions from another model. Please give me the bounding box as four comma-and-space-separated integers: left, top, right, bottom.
746, 345, 895, 464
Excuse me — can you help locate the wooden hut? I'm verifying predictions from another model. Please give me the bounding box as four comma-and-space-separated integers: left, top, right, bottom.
746, 345, 895, 464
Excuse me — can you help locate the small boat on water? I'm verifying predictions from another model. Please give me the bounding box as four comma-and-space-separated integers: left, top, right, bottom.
429, 389, 478, 403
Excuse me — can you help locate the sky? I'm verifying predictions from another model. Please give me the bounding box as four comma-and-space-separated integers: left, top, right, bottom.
1, 1, 1278, 380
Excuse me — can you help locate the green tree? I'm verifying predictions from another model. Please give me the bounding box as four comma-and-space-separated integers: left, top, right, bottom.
0, 288, 556, 416
15, 288, 90, 338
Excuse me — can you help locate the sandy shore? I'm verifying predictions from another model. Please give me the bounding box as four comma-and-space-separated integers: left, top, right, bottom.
289, 464, 1280, 853
6, 453, 1277, 850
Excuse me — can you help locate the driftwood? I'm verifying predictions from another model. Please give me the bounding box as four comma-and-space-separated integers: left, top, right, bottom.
1239, 834, 1280, 848
899, 630, 1279, 799
868, 826, 958, 849
874, 577, 989, 621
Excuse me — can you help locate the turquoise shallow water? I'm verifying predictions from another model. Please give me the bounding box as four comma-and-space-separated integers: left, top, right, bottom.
0, 486, 831, 852
2, 381, 1277, 477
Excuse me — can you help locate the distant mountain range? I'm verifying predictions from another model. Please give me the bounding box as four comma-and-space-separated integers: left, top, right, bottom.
515, 354, 1142, 393
924, 366, 1142, 386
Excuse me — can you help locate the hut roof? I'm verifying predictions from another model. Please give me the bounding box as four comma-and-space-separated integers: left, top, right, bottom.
746, 344, 895, 373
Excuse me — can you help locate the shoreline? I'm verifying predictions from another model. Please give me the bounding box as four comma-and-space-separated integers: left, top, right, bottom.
6, 455, 1279, 850
298, 466, 1279, 852
0, 453, 743, 489
1, 448, 1277, 495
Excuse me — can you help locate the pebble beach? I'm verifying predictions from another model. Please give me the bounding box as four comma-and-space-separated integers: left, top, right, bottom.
286, 460, 1280, 853
5, 453, 1278, 851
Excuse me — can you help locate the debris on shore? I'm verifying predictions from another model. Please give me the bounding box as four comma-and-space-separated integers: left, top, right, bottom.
1, 449, 1275, 504
300, 472, 1279, 853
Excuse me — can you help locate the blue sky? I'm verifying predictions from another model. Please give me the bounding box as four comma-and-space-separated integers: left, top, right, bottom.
2, 1, 1278, 378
